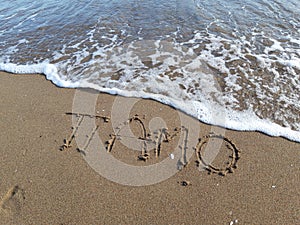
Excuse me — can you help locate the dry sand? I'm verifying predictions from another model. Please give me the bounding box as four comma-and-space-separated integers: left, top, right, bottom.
0, 71, 299, 224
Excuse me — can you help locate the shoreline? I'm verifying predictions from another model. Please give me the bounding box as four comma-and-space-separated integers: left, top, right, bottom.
0, 71, 299, 224
2, 62, 300, 144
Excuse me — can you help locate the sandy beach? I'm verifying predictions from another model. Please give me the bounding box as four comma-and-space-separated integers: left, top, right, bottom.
0, 71, 299, 224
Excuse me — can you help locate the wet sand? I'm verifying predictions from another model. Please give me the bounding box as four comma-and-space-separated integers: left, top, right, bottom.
0, 71, 299, 224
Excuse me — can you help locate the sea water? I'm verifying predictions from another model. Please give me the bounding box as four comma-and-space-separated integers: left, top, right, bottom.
0, 0, 300, 141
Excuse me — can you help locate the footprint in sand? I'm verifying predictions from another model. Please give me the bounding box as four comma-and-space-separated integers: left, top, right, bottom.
0, 185, 25, 217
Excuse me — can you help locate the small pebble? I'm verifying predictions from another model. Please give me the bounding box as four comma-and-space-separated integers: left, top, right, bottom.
180, 181, 191, 186
170, 153, 174, 159
229, 219, 238, 225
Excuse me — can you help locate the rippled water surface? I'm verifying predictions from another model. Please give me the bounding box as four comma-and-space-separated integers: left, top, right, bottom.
1, 0, 300, 141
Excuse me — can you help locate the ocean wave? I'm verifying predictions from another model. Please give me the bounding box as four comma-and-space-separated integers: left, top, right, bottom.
1, 0, 300, 142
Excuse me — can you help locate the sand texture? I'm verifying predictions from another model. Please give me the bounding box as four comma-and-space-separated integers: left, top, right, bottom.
0, 72, 299, 224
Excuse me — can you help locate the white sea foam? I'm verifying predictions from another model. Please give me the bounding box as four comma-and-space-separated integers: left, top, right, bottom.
1, 0, 300, 143
0, 62, 78, 87
1, 60, 300, 143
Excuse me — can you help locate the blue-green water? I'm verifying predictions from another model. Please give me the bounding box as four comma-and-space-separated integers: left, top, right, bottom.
1, 0, 300, 141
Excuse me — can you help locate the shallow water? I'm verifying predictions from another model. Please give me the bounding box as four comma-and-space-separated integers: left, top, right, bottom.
1, 0, 300, 141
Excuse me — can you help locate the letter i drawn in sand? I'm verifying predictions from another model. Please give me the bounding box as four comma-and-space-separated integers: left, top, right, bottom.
177, 126, 189, 170
61, 114, 84, 151
154, 129, 163, 158
77, 125, 99, 155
